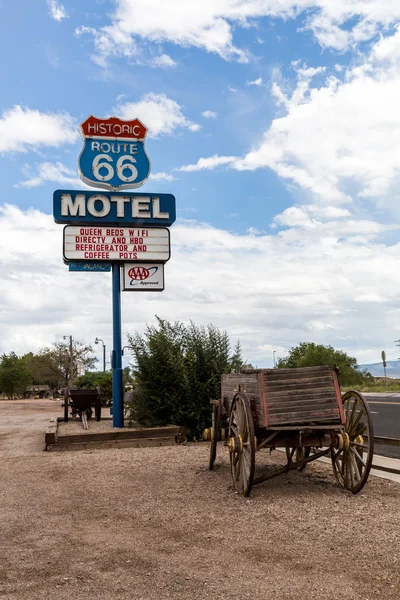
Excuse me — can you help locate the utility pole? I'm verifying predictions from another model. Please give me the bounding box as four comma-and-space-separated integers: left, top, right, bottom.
63, 335, 73, 386
381, 350, 387, 391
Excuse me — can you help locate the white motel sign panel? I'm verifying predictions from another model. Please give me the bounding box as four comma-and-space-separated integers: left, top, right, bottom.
63, 226, 170, 263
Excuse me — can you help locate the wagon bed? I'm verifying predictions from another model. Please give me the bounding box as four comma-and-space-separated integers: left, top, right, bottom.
221, 366, 344, 428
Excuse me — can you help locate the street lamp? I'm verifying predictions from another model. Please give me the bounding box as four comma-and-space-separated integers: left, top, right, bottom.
95, 337, 106, 372
122, 346, 130, 356
63, 335, 73, 385
273, 350, 276, 368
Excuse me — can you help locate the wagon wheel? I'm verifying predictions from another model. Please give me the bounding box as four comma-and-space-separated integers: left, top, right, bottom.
331, 390, 374, 494
285, 447, 311, 471
209, 400, 222, 470
228, 393, 256, 497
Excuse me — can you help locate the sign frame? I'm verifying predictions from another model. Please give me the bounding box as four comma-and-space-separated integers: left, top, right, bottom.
122, 263, 165, 292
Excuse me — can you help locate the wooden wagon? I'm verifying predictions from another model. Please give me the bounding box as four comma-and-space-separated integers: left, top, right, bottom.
206, 366, 374, 495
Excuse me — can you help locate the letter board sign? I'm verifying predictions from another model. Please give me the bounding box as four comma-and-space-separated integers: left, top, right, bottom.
63, 226, 170, 263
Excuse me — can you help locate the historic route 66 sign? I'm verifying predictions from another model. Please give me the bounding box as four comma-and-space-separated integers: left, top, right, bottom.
78, 116, 151, 191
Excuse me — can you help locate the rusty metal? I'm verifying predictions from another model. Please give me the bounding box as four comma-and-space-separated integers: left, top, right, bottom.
253, 448, 331, 485
255, 431, 280, 451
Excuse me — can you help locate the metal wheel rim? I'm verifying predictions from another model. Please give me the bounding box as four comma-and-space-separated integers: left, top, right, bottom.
209, 401, 221, 471
228, 393, 255, 497
285, 446, 311, 471
331, 390, 374, 494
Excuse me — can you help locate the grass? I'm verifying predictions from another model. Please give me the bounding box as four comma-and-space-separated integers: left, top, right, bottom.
342, 379, 400, 393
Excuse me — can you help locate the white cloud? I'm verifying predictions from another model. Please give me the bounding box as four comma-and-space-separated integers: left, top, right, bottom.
77, 0, 400, 67
0, 106, 78, 153
273, 204, 352, 229
202, 110, 218, 119
233, 35, 400, 203
15, 162, 84, 189
151, 54, 177, 68
179, 155, 236, 172
247, 77, 263, 86
1, 204, 400, 367
47, 0, 68, 22
149, 171, 177, 181
178, 29, 400, 209
116, 93, 200, 137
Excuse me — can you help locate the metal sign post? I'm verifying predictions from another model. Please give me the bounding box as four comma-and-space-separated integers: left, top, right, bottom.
53, 115, 176, 427
382, 350, 388, 391
112, 264, 124, 427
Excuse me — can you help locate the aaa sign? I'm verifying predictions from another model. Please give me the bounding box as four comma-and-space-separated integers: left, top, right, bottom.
63, 226, 170, 263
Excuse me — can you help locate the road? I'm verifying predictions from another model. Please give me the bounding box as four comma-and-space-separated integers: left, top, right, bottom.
363, 393, 400, 458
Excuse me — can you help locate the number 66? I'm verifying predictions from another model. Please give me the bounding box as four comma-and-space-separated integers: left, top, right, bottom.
92, 154, 138, 182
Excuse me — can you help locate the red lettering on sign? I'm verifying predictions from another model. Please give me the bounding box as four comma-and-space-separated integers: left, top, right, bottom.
81, 116, 147, 140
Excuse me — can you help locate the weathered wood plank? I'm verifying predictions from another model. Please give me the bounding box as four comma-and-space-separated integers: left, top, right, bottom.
45, 418, 58, 447
263, 370, 334, 382
269, 409, 340, 425
242, 366, 333, 375
265, 386, 337, 397
49, 437, 177, 452
265, 380, 334, 392
57, 425, 185, 444
267, 398, 340, 412
266, 389, 337, 401
266, 378, 334, 388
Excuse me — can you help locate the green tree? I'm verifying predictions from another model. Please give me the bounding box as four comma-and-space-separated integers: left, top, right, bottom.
0, 352, 32, 398
126, 318, 244, 438
75, 371, 113, 404
38, 340, 97, 388
276, 342, 372, 387
21, 352, 59, 389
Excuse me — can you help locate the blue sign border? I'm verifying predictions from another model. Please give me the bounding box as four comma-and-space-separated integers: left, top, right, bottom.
53, 189, 176, 226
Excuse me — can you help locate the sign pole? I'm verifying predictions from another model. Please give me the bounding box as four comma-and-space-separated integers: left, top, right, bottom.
53, 115, 176, 429
112, 264, 124, 427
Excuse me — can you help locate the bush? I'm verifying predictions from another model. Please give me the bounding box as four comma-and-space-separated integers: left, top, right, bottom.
126, 318, 243, 439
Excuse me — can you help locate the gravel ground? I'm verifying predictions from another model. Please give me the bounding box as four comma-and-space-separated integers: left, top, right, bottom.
0, 399, 399, 600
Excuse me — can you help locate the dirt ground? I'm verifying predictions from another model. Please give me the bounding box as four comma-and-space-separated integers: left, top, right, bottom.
0, 399, 399, 600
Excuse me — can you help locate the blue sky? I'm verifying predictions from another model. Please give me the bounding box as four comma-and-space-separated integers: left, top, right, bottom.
2, 0, 400, 370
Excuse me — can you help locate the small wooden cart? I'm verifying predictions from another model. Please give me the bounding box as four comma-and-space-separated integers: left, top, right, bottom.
206, 366, 374, 496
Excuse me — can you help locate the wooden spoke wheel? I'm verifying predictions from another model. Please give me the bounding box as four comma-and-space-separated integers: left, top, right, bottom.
208, 401, 222, 471
331, 391, 374, 494
285, 447, 311, 471
228, 393, 256, 497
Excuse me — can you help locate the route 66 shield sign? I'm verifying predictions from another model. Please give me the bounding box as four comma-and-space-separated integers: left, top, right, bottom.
78, 116, 151, 191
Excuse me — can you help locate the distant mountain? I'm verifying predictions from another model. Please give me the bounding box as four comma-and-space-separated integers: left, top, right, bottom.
359, 361, 400, 378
